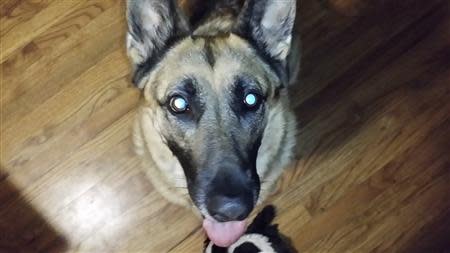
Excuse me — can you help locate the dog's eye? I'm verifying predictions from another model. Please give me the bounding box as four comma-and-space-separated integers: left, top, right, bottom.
169, 95, 189, 113
243, 92, 261, 109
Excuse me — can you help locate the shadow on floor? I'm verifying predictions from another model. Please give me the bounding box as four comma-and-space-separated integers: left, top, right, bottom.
0, 167, 68, 253
400, 211, 450, 253
289, 0, 449, 160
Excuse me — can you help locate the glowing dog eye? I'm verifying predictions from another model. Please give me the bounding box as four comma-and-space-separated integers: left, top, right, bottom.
244, 93, 258, 108
169, 96, 188, 113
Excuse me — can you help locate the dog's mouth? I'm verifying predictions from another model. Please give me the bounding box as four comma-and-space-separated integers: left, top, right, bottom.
195, 200, 250, 247
189, 166, 259, 247
196, 200, 256, 247
202, 218, 247, 247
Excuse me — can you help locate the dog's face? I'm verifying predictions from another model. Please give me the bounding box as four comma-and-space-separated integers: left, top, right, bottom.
126, 0, 296, 222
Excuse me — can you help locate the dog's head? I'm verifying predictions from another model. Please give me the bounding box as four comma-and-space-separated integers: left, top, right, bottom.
126, 0, 296, 225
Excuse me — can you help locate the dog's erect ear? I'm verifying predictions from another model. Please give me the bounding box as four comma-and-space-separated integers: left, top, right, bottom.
235, 0, 296, 62
126, 0, 190, 88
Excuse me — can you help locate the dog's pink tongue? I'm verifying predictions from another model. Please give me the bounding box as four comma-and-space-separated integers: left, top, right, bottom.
203, 219, 246, 247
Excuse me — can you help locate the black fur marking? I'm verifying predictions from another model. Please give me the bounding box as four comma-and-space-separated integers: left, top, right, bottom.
166, 78, 205, 124
203, 39, 216, 67
186, 80, 206, 124
234, 242, 261, 253
248, 135, 262, 167
210, 244, 227, 253
166, 139, 196, 182
238, 34, 288, 88
247, 205, 276, 232
230, 78, 246, 117
230, 77, 265, 120
247, 134, 262, 203
273, 86, 281, 100
128, 11, 144, 44
132, 35, 186, 86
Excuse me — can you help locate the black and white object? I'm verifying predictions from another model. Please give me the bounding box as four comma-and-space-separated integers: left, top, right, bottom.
204, 205, 297, 253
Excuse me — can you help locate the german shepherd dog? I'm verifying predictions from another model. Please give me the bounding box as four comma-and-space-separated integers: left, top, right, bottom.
127, 0, 299, 247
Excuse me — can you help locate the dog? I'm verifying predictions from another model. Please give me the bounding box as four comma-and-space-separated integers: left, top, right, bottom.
126, 0, 299, 247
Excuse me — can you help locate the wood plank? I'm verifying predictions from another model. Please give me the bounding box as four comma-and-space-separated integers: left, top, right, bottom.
1, 1, 125, 118
1, 0, 85, 62
293, 0, 445, 105
294, 118, 450, 252
1, 0, 54, 37
2, 50, 138, 187
1, 0, 116, 92
1, 0, 449, 252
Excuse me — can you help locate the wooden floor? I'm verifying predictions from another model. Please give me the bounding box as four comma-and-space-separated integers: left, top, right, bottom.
1, 0, 450, 252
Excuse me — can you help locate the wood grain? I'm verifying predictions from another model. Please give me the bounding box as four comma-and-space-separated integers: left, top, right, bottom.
1, 0, 449, 252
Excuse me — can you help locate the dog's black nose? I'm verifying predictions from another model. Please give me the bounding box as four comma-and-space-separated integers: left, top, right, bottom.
207, 195, 251, 222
